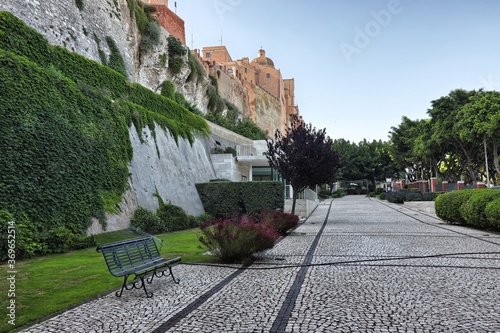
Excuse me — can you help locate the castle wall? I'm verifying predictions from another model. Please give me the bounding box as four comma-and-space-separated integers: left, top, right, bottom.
214, 68, 252, 121
149, 4, 186, 45
255, 86, 282, 137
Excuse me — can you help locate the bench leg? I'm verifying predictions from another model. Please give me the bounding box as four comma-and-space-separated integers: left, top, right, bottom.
168, 265, 180, 284
116, 274, 153, 298
147, 265, 180, 285
138, 275, 153, 298
116, 275, 129, 297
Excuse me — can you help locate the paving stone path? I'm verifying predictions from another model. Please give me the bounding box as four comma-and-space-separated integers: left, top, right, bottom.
20, 196, 500, 332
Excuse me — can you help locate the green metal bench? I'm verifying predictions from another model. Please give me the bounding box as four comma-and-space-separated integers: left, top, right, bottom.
97, 236, 181, 298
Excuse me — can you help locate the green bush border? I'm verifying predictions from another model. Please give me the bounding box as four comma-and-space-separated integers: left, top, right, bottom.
435, 189, 500, 230
196, 181, 284, 217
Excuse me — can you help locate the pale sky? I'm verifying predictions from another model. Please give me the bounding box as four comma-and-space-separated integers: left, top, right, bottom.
175, 0, 500, 143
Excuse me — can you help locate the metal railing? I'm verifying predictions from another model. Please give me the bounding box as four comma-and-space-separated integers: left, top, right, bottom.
285, 185, 318, 201
236, 144, 257, 157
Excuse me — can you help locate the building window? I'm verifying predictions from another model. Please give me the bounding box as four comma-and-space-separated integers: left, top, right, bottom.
206, 52, 211, 58
266, 73, 271, 78
228, 69, 233, 75
244, 68, 247, 73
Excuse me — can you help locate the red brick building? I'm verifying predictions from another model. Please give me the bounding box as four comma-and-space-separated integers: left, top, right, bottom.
143, 0, 185, 45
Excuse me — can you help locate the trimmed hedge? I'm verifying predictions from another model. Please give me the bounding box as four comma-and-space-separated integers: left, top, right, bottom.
485, 197, 500, 229
196, 181, 284, 217
385, 189, 440, 203
435, 190, 475, 225
461, 189, 500, 228
435, 189, 500, 230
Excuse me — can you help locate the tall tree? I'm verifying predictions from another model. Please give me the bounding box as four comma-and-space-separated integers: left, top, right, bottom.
333, 139, 399, 190
265, 115, 341, 215
389, 117, 432, 181
458, 90, 500, 184
428, 89, 482, 183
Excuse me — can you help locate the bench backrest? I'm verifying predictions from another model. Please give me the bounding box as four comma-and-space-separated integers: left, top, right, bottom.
97, 237, 162, 277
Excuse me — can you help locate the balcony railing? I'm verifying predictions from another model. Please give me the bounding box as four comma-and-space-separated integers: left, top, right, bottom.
285, 186, 318, 201
236, 144, 257, 157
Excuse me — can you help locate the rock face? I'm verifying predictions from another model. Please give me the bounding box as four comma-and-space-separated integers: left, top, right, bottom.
128, 124, 216, 216
0, 0, 139, 77
0, 0, 217, 232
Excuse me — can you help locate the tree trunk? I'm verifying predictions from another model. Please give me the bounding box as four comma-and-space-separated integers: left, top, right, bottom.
492, 138, 500, 176
291, 189, 298, 216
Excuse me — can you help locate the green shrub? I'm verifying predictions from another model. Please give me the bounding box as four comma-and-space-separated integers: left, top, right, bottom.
157, 203, 189, 232
127, 0, 148, 33
378, 193, 387, 200
187, 50, 206, 82
160, 80, 176, 99
461, 189, 500, 228
167, 35, 186, 58
317, 189, 330, 199
159, 52, 167, 67
260, 210, 299, 235
422, 192, 440, 201
333, 189, 345, 198
106, 36, 127, 77
168, 56, 184, 75
188, 215, 200, 228
0, 210, 46, 260
131, 207, 164, 234
198, 212, 214, 224
139, 20, 161, 53
196, 181, 284, 218
198, 216, 279, 263
485, 197, 500, 230
435, 190, 475, 225
386, 189, 424, 203
42, 226, 96, 254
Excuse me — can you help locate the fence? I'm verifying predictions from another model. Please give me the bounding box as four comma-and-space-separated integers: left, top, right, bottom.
236, 144, 257, 157
285, 186, 318, 201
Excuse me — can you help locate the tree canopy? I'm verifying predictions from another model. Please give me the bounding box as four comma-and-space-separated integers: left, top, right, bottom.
332, 138, 399, 190
389, 89, 500, 185
265, 115, 341, 214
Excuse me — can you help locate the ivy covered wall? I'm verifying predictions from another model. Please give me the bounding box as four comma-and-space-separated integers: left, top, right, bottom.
0, 12, 210, 255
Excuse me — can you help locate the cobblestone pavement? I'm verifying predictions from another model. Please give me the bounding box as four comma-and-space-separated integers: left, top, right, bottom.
19, 196, 500, 333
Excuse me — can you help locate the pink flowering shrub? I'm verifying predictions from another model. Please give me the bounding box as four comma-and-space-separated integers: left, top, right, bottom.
260, 210, 299, 235
198, 216, 280, 263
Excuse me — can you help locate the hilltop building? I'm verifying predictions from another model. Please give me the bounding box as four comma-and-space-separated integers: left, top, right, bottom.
141, 0, 299, 137
201, 46, 299, 136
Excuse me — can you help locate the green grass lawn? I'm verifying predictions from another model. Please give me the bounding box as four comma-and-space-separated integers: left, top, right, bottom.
0, 228, 216, 333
